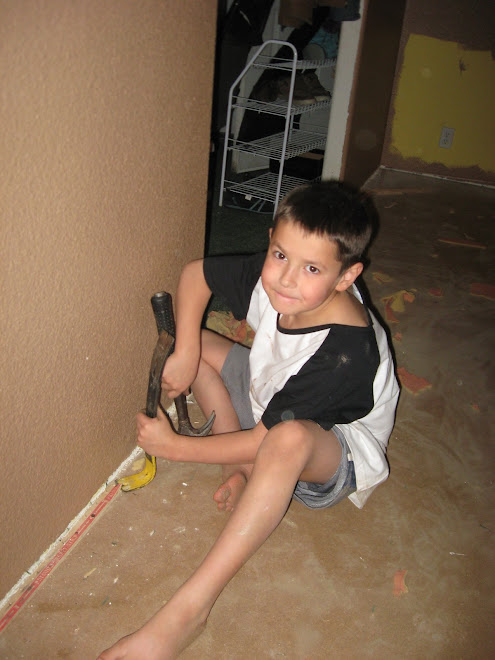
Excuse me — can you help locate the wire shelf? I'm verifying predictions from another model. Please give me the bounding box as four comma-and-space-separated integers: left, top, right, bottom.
219, 40, 332, 216
225, 173, 317, 204
228, 130, 326, 160
252, 55, 336, 71
232, 96, 332, 117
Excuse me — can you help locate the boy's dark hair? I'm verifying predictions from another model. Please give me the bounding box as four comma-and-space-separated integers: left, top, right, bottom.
273, 180, 376, 272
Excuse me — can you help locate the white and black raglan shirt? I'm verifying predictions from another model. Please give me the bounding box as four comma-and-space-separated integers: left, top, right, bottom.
204, 253, 399, 507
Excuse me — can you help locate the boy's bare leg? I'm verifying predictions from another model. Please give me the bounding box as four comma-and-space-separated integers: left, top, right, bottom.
97, 420, 342, 660
191, 330, 253, 511
192, 330, 241, 436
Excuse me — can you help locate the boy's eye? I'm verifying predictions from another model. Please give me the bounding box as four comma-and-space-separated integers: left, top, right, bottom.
305, 265, 320, 274
274, 251, 286, 260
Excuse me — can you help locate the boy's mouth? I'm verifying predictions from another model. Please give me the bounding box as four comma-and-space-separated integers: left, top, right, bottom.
272, 289, 299, 303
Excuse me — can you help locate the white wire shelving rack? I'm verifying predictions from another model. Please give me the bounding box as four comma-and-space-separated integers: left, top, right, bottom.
219, 40, 334, 216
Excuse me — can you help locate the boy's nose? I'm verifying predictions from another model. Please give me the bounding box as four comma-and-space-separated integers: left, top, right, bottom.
280, 265, 297, 288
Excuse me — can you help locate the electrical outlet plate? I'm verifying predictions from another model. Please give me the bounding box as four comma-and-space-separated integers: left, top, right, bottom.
439, 126, 455, 149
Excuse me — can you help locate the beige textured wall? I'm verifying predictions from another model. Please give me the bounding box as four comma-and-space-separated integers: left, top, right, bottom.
0, 0, 216, 598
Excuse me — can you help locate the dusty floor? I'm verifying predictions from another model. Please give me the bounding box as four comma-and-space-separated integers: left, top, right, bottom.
1, 169, 494, 659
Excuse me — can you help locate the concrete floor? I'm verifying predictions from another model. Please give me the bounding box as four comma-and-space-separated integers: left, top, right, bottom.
1, 169, 494, 659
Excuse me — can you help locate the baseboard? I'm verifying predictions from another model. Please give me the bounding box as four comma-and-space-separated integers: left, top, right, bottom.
369, 165, 495, 190
0, 445, 141, 616
0, 401, 180, 616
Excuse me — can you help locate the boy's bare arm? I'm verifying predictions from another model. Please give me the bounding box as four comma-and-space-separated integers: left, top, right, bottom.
175, 259, 211, 354
162, 259, 211, 398
137, 408, 267, 466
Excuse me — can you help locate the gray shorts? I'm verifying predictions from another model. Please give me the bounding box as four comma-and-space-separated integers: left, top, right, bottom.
221, 343, 357, 509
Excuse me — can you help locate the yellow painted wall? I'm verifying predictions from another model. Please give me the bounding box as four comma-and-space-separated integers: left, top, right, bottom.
389, 34, 495, 174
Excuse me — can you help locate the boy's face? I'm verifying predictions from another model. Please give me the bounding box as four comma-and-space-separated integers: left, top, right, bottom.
261, 218, 358, 325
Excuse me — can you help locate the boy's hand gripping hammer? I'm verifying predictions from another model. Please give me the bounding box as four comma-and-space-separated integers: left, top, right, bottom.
118, 292, 215, 492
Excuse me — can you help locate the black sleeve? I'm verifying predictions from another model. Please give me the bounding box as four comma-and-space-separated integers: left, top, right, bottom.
203, 252, 266, 320
261, 327, 380, 430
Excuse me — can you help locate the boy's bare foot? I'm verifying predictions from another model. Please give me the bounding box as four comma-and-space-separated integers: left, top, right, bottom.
213, 471, 247, 512
97, 596, 206, 660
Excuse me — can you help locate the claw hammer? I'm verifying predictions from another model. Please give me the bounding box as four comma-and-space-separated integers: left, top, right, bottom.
151, 291, 215, 437
118, 292, 215, 492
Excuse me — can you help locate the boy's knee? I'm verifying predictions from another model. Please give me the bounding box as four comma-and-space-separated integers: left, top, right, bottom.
199, 328, 231, 373
258, 420, 313, 462
200, 328, 215, 345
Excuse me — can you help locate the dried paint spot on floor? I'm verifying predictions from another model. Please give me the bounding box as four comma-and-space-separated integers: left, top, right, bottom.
384, 301, 400, 323
428, 287, 443, 297
469, 282, 495, 300
382, 290, 416, 324
393, 569, 408, 597
397, 367, 432, 395
372, 271, 394, 284
382, 290, 416, 313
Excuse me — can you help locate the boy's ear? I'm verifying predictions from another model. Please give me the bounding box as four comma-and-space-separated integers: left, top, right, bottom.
336, 262, 363, 291
268, 227, 273, 240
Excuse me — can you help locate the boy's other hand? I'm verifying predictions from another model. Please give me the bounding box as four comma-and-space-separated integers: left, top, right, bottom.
136, 406, 182, 460
161, 351, 199, 400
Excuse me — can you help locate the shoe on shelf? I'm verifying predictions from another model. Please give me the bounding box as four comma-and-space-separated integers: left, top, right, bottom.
276, 73, 316, 106
302, 71, 331, 102
252, 77, 279, 103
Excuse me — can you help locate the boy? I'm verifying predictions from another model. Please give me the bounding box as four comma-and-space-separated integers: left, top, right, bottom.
99, 181, 399, 659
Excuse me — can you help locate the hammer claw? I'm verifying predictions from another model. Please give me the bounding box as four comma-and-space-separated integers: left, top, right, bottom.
175, 393, 215, 436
